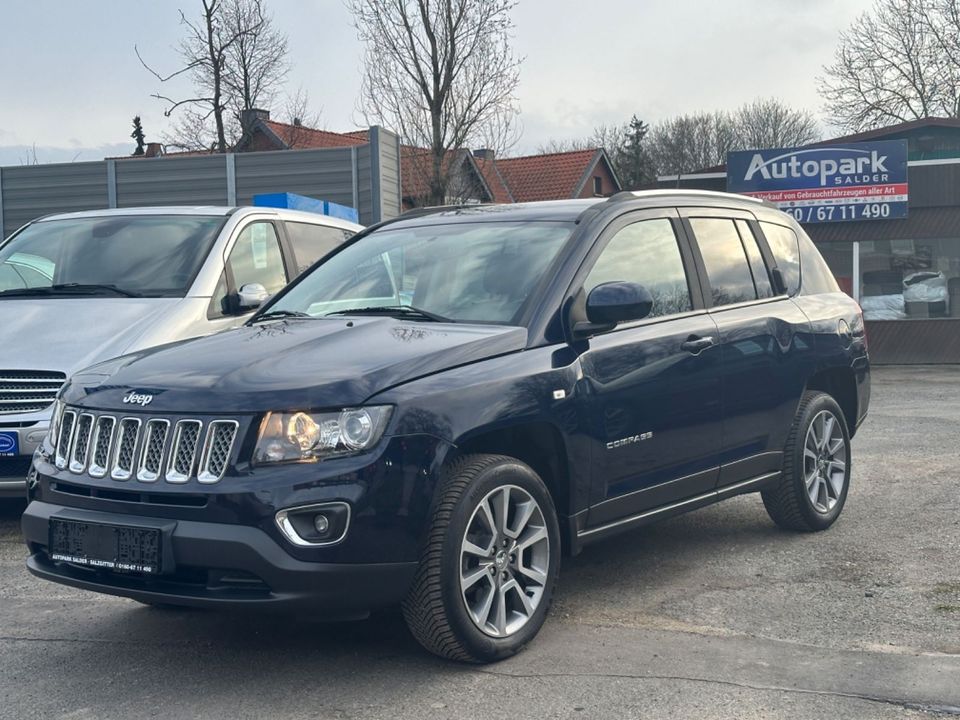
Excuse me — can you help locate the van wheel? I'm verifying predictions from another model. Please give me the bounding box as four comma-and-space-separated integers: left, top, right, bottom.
402, 454, 560, 663
762, 391, 851, 532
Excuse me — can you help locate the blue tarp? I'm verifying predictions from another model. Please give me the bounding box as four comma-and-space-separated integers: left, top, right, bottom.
253, 192, 359, 224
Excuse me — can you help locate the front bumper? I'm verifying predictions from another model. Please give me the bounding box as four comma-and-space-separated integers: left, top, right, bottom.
23, 430, 453, 611
22, 500, 418, 612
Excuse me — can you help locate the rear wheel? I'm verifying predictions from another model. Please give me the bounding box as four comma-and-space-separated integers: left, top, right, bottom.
402, 454, 560, 663
762, 391, 851, 531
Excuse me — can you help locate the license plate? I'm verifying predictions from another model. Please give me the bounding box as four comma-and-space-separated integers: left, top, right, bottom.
49, 519, 161, 574
0, 431, 18, 457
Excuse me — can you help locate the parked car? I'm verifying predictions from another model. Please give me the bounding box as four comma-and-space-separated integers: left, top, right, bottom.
22, 191, 869, 662
0, 206, 362, 496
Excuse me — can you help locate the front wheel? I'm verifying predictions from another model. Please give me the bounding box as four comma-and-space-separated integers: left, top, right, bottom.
402, 454, 561, 663
762, 391, 851, 531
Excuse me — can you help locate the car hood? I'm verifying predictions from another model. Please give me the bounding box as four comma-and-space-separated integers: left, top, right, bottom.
0, 298, 181, 376
65, 317, 528, 413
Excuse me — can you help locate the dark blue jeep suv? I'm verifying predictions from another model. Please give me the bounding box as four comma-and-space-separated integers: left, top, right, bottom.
22, 191, 869, 662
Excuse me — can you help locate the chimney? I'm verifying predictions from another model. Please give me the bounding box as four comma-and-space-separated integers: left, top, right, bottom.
144, 142, 164, 158
240, 108, 271, 130
473, 148, 495, 161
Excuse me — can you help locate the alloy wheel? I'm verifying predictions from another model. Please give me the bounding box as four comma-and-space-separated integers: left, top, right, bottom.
459, 484, 550, 638
803, 410, 847, 514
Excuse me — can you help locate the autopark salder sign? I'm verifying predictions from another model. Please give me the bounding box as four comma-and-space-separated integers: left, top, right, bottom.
726, 139, 908, 223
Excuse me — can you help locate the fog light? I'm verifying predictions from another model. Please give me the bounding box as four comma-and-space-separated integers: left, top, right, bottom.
313, 514, 330, 534
275, 502, 351, 547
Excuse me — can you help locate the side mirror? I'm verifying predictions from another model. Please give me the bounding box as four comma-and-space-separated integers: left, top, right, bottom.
237, 282, 270, 310
585, 281, 654, 326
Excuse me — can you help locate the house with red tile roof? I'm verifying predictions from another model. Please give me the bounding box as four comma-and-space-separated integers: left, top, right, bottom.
234, 110, 621, 208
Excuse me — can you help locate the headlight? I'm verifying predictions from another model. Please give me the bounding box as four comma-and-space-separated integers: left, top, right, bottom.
253, 406, 393, 464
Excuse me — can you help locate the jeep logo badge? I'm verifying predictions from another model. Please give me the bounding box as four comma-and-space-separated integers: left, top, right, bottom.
122, 391, 154, 407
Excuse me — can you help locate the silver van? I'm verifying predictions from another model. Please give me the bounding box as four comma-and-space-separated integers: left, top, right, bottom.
0, 206, 362, 495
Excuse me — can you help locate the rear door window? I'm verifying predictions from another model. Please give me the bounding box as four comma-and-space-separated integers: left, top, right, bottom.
689, 218, 758, 307
759, 222, 801, 295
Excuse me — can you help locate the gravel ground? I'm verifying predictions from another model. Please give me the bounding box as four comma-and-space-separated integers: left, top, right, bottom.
0, 365, 958, 719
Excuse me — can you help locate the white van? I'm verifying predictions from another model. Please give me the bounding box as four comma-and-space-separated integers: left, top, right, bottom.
0, 205, 362, 495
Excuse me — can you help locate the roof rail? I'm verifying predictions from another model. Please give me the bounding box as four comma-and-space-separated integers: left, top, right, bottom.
399, 203, 493, 219
606, 189, 774, 207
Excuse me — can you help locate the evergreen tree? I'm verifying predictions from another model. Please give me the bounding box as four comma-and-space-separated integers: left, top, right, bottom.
131, 116, 146, 156
619, 115, 652, 189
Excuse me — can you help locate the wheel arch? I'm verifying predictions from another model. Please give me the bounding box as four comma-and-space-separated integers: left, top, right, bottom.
804, 366, 859, 437
451, 421, 574, 549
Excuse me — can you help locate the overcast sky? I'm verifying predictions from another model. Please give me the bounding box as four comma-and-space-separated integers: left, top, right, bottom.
0, 0, 875, 166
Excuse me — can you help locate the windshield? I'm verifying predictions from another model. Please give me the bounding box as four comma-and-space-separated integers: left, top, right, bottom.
267, 221, 574, 325
0, 215, 225, 298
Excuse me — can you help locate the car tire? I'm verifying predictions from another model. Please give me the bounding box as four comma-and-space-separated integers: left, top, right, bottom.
402, 454, 561, 663
762, 391, 851, 532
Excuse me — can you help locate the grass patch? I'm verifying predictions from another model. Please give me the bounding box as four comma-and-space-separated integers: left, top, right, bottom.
933, 582, 960, 595
934, 604, 960, 613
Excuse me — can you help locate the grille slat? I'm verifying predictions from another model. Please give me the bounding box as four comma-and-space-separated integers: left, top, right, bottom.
55, 410, 77, 470
166, 420, 203, 484
110, 418, 142, 481
198, 421, 238, 484
69, 414, 94, 474
0, 370, 66, 415
88, 416, 116, 478
137, 420, 170, 482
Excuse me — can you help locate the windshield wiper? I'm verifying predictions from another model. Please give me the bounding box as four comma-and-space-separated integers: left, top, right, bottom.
326, 305, 453, 323
251, 309, 313, 323
52, 283, 141, 297
0, 283, 141, 298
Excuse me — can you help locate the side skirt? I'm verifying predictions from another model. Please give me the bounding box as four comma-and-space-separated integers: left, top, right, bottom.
569, 471, 780, 553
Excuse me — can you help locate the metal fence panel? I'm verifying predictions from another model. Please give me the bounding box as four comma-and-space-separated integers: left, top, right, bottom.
377, 129, 401, 222
115, 155, 229, 207
1, 161, 108, 237
234, 147, 357, 215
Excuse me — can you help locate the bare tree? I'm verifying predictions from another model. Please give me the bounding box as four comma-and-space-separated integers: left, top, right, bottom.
735, 98, 821, 149
350, 0, 522, 205
645, 99, 822, 178
224, 0, 289, 139
647, 111, 739, 177
273, 86, 325, 149
820, 0, 960, 132
138, 0, 288, 152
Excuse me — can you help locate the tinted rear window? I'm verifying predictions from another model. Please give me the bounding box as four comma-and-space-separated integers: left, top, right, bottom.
760, 222, 801, 295
689, 218, 758, 307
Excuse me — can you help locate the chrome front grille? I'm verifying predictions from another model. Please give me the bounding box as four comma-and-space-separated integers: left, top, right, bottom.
0, 370, 66, 415
52, 407, 238, 484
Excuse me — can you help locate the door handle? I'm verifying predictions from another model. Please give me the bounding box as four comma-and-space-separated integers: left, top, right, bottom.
681, 336, 716, 354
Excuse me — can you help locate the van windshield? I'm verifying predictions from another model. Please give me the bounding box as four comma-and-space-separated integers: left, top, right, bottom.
0, 215, 225, 298
265, 221, 574, 325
